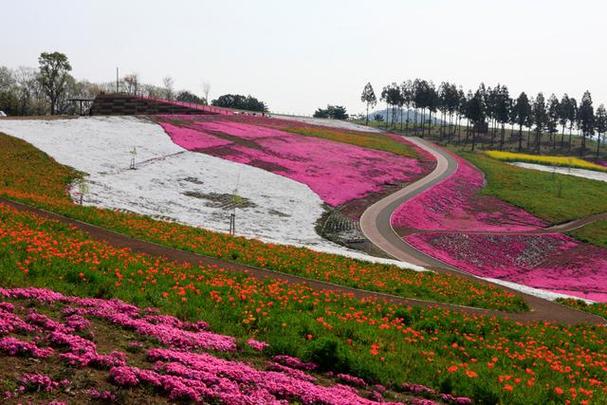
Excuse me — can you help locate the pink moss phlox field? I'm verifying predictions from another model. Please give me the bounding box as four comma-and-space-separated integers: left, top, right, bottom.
391, 152, 546, 232
406, 232, 607, 301
161, 122, 232, 150
146, 348, 400, 405
0, 287, 447, 405
158, 116, 426, 206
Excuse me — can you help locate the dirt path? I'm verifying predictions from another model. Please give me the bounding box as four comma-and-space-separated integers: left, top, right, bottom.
359, 137, 606, 326
2, 197, 603, 325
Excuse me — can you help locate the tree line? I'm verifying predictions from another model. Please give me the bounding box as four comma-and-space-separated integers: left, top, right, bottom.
0, 52, 269, 116
361, 80, 606, 157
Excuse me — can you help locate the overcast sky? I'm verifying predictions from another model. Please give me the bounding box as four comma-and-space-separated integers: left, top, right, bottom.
2, 0, 606, 115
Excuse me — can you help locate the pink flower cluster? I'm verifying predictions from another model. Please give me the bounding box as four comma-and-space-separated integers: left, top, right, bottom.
159, 116, 426, 206
0, 336, 54, 358
406, 232, 607, 301
246, 338, 269, 351
0, 287, 436, 404
391, 152, 546, 232
272, 354, 317, 370
140, 348, 400, 405
19, 373, 66, 393
402, 383, 472, 405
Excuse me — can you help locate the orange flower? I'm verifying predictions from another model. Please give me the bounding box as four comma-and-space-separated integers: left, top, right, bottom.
555, 387, 564, 395
370, 343, 380, 356
447, 365, 458, 373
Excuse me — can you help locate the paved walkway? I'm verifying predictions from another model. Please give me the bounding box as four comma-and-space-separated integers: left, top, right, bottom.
359, 137, 605, 325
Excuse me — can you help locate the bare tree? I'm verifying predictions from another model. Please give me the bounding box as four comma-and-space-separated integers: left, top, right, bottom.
202, 81, 211, 104
163, 76, 174, 100
124, 73, 139, 96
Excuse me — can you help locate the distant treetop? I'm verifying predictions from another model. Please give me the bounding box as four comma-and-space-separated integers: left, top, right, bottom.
211, 94, 268, 112
313, 105, 349, 120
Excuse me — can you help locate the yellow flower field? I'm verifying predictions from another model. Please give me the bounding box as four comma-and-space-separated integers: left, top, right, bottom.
485, 150, 607, 172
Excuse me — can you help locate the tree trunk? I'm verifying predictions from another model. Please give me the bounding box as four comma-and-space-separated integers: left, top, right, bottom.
405, 108, 410, 130
385, 102, 389, 128
471, 129, 476, 151
597, 133, 602, 159
560, 125, 565, 148
568, 127, 573, 151
499, 124, 505, 150
365, 103, 369, 126
581, 133, 587, 156
518, 124, 523, 152
420, 109, 425, 137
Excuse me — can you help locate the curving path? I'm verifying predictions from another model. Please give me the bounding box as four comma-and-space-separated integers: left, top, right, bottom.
360, 137, 606, 325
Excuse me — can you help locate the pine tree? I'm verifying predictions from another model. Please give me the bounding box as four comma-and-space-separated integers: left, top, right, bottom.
577, 91, 594, 155
511, 92, 531, 152
594, 104, 607, 158
547, 94, 560, 151
532, 93, 547, 153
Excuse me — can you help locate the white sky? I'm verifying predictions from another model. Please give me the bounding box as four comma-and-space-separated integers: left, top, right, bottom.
2, 0, 606, 115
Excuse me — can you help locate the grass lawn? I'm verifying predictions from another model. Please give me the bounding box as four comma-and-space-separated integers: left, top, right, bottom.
461, 151, 607, 224
570, 220, 607, 248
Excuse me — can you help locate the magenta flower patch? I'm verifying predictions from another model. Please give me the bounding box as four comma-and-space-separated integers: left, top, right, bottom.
0, 287, 426, 404
391, 152, 546, 232
158, 116, 426, 206
406, 232, 607, 301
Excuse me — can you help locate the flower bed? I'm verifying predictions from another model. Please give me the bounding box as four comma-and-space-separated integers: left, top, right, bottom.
0, 287, 421, 404
391, 152, 546, 232
0, 204, 606, 403
0, 132, 525, 310
158, 115, 427, 206
485, 150, 607, 172
405, 232, 607, 301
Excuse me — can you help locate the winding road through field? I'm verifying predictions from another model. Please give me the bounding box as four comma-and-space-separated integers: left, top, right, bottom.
360, 136, 606, 325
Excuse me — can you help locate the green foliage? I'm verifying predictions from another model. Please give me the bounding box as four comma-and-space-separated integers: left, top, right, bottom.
462, 152, 607, 246
176, 90, 206, 105
38, 52, 72, 115
313, 105, 348, 120
211, 94, 268, 112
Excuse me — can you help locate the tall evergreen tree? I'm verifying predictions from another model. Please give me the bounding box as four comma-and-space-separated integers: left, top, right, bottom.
567, 97, 578, 151
577, 91, 595, 155
558, 94, 570, 147
547, 94, 560, 150
495, 85, 511, 150
467, 86, 487, 151
400, 80, 413, 130
511, 92, 532, 151
594, 104, 606, 158
360, 82, 377, 126
532, 93, 547, 153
